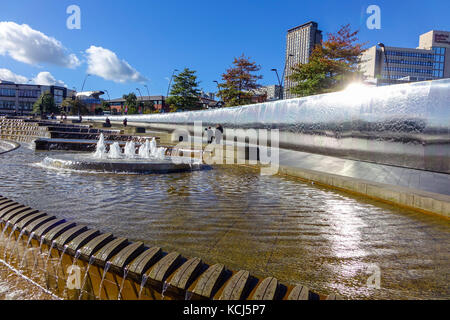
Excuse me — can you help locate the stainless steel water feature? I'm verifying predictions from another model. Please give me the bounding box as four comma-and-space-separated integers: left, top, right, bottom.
86, 79, 450, 173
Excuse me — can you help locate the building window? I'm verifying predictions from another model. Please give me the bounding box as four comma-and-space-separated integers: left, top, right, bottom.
0, 101, 16, 109
0, 89, 16, 97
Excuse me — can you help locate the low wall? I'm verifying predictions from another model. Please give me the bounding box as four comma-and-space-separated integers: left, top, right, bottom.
0, 140, 20, 155
0, 196, 341, 300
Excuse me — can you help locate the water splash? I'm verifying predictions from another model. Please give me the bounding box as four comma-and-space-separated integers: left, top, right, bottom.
78, 256, 95, 300
97, 261, 112, 300
108, 142, 123, 159
138, 274, 149, 300
117, 267, 129, 300
8, 229, 25, 264
30, 237, 45, 278
92, 135, 168, 161
185, 291, 193, 300
0, 222, 11, 241
55, 245, 68, 282
124, 141, 136, 158
62, 250, 81, 299
138, 139, 151, 159
19, 232, 35, 268
93, 134, 107, 159
3, 225, 17, 260
43, 241, 56, 278
161, 281, 169, 300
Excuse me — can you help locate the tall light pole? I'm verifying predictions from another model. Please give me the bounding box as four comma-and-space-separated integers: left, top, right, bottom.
213, 80, 220, 92
213, 81, 222, 107
144, 84, 150, 98
166, 69, 179, 98
136, 88, 143, 114
104, 90, 111, 101
81, 74, 91, 92
281, 54, 294, 99
271, 69, 282, 100
78, 74, 91, 117
378, 43, 391, 85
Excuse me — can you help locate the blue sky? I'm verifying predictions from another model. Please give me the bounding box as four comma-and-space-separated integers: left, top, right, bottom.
0, 0, 449, 99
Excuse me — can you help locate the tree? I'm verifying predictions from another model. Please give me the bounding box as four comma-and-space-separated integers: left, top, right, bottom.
289, 25, 366, 97
166, 68, 202, 112
142, 101, 155, 114
101, 100, 111, 112
62, 98, 89, 115
123, 93, 138, 114
217, 54, 262, 107
33, 92, 58, 115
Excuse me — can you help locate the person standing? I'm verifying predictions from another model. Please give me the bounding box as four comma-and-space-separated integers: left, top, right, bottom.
207, 127, 214, 144
123, 118, 128, 127
215, 124, 224, 144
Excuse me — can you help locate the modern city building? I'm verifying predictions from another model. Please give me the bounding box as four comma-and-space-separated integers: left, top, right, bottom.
284, 21, 323, 99
71, 91, 105, 114
360, 30, 450, 84
0, 80, 75, 115
253, 85, 283, 101
108, 96, 168, 114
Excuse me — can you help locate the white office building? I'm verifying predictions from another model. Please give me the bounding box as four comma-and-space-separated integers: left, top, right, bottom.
360, 30, 450, 84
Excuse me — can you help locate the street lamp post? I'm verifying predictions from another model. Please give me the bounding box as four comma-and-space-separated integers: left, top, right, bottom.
271, 69, 282, 100
213, 80, 220, 92
78, 74, 91, 117
144, 85, 150, 97
104, 90, 111, 101
378, 43, 391, 85
213, 81, 223, 108
136, 88, 143, 114
81, 74, 91, 93
166, 69, 179, 98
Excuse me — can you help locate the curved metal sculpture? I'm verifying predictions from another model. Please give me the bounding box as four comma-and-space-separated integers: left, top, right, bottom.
87, 79, 450, 173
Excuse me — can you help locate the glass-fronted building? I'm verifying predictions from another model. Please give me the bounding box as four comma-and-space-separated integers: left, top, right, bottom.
284, 21, 323, 99
360, 30, 450, 85
0, 80, 75, 115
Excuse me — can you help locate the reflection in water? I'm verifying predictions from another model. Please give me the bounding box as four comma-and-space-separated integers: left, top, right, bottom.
0, 146, 449, 300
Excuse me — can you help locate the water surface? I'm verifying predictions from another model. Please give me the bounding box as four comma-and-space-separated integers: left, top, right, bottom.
0, 145, 449, 300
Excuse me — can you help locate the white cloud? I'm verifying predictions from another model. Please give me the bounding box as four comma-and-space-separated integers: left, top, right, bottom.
0, 68, 28, 83
85, 45, 147, 83
0, 21, 80, 68
33, 72, 66, 87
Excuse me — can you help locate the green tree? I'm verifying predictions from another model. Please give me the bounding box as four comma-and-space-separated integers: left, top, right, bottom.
166, 68, 202, 112
33, 92, 58, 115
123, 93, 138, 114
62, 98, 89, 116
217, 54, 262, 107
142, 101, 155, 114
101, 100, 111, 112
289, 25, 366, 97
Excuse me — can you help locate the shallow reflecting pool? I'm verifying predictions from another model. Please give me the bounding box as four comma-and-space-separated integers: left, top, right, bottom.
0, 145, 449, 300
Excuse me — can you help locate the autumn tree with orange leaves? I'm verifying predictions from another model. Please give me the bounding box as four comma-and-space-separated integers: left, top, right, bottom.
289, 25, 366, 97
217, 54, 263, 107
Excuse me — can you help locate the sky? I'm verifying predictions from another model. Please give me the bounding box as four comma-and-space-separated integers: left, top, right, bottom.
0, 0, 449, 99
